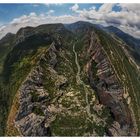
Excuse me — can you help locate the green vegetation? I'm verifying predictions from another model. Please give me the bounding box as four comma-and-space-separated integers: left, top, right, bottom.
30, 91, 40, 102
32, 106, 44, 116
51, 115, 86, 136
0, 34, 15, 73
95, 28, 140, 134
0, 23, 139, 136
0, 40, 50, 135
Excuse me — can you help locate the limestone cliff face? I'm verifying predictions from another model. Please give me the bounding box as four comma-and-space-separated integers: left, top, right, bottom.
2, 22, 139, 136
15, 64, 49, 136
82, 31, 134, 136
14, 43, 64, 136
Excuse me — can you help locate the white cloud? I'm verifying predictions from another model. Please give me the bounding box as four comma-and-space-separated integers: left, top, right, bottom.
0, 3, 140, 39
32, 4, 40, 7
119, 3, 140, 14
29, 12, 37, 16
0, 25, 6, 32
47, 10, 55, 15
98, 3, 115, 13
0, 13, 87, 39
70, 3, 140, 38
70, 4, 79, 12
44, 3, 63, 7
89, 6, 96, 10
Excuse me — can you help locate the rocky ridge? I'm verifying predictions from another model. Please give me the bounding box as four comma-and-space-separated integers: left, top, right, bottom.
83, 31, 135, 136
14, 42, 67, 136
1, 22, 139, 136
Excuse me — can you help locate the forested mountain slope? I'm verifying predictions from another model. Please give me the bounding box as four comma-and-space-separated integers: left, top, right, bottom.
0, 21, 140, 136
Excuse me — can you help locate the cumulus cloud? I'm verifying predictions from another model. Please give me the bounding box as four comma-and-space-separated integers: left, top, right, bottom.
89, 6, 96, 10
0, 3, 140, 39
70, 4, 79, 12
98, 3, 115, 13
119, 3, 140, 14
70, 3, 140, 38
47, 10, 55, 15
0, 13, 87, 39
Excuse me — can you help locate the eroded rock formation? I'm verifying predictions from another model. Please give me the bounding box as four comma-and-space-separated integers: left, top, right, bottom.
15, 42, 68, 136
84, 31, 135, 136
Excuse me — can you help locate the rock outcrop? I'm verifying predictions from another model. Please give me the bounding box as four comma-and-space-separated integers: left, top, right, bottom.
15, 42, 68, 136
2, 22, 138, 136
84, 31, 135, 136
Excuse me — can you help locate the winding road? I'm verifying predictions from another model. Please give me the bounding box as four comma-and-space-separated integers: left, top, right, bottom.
72, 43, 99, 122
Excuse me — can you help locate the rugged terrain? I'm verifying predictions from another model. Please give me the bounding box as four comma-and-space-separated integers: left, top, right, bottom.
0, 21, 140, 136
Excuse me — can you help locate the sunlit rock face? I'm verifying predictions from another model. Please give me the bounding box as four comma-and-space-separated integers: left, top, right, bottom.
0, 21, 139, 136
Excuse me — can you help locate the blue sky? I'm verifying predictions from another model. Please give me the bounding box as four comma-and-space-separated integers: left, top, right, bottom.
0, 3, 120, 24
0, 3, 139, 39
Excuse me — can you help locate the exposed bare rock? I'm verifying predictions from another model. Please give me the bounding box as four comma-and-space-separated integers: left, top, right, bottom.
48, 42, 58, 68
15, 113, 48, 136
5, 23, 137, 136
84, 31, 134, 136
14, 42, 68, 136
